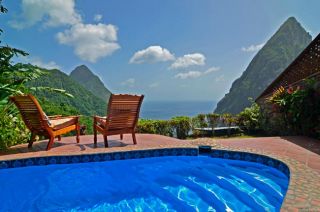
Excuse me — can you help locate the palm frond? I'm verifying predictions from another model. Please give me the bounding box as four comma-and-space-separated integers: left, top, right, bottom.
29, 86, 74, 98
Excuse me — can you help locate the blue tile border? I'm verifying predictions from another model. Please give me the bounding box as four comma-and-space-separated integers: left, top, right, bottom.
0, 148, 198, 170
0, 147, 289, 178
209, 149, 290, 178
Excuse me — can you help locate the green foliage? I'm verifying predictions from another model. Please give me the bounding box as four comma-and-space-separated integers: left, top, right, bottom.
206, 113, 220, 135
191, 114, 209, 137
27, 69, 107, 116
215, 17, 312, 114
0, 104, 30, 150
137, 119, 174, 137
191, 114, 208, 128
0, 3, 74, 149
153, 120, 174, 137
40, 98, 79, 116
0, 0, 8, 15
222, 113, 237, 136
39, 99, 94, 135
137, 117, 191, 139
137, 119, 157, 134
171, 116, 191, 139
236, 102, 261, 133
268, 78, 320, 137
222, 113, 236, 127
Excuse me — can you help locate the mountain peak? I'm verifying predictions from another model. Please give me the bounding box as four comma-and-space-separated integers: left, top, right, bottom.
70, 65, 111, 101
285, 16, 298, 24
214, 17, 312, 114
277, 16, 310, 35
70, 65, 92, 76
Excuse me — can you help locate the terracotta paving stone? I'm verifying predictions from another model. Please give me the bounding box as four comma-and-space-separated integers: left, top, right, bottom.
1, 134, 320, 211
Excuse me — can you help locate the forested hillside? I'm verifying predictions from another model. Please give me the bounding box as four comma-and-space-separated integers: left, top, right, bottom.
70, 65, 112, 102
27, 68, 106, 116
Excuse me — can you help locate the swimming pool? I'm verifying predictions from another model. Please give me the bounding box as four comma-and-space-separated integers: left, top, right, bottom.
0, 153, 289, 211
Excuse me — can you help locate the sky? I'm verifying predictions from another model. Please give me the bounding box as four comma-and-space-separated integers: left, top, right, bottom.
1, 0, 320, 102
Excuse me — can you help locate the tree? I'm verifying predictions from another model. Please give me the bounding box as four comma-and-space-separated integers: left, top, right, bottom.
206, 113, 220, 136
0, 1, 71, 149
222, 113, 237, 136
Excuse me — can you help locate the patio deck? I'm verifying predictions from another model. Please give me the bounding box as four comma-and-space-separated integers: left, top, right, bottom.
1, 134, 320, 211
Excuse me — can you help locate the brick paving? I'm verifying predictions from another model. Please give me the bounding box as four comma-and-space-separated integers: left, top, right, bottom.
1, 134, 320, 211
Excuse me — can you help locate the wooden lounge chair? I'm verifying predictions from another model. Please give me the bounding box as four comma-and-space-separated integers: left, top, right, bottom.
10, 94, 80, 150
93, 94, 144, 147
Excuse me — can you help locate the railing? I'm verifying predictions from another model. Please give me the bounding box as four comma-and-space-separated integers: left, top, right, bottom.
257, 33, 320, 101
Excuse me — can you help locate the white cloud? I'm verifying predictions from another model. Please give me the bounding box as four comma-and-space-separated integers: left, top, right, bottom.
11, 0, 120, 63
241, 43, 265, 52
215, 75, 225, 82
174, 66, 220, 79
10, 0, 81, 29
94, 14, 103, 22
149, 82, 159, 88
129, 46, 175, 64
170, 53, 205, 69
29, 58, 61, 70
175, 71, 202, 79
121, 78, 135, 87
56, 23, 120, 63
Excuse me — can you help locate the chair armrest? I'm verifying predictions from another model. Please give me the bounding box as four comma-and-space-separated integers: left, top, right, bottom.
48, 115, 62, 119
94, 116, 106, 119
93, 116, 107, 126
49, 115, 80, 122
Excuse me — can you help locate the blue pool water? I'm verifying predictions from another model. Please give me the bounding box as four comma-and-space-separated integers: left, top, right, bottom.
0, 156, 289, 211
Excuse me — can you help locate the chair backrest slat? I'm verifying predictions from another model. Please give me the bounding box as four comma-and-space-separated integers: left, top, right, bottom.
106, 94, 144, 130
10, 95, 48, 132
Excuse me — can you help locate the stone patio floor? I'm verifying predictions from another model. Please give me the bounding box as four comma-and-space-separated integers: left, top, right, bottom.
1, 134, 320, 211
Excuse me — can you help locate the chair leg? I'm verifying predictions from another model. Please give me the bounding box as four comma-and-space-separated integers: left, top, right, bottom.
93, 125, 97, 147
103, 135, 109, 148
120, 134, 123, 140
57, 135, 61, 141
76, 124, 80, 143
46, 136, 55, 151
28, 132, 36, 148
132, 133, 137, 145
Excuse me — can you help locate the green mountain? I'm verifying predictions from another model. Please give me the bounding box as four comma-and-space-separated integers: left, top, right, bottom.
70, 65, 111, 102
214, 17, 312, 114
27, 68, 106, 116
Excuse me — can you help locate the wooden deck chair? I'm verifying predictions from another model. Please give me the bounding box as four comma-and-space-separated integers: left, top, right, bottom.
10, 94, 80, 150
93, 94, 144, 147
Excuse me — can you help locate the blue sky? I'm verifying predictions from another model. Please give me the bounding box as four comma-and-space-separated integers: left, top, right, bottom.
1, 0, 319, 101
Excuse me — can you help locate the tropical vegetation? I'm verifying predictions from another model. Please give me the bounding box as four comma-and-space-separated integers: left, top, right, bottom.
0, 2, 73, 150
267, 78, 320, 138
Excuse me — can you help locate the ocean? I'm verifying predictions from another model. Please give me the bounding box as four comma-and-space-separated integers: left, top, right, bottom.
140, 101, 216, 120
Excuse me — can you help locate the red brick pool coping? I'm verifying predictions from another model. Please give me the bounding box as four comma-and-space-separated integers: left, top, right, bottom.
1, 134, 320, 211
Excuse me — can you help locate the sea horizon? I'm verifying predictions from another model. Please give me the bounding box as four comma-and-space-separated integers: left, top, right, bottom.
140, 100, 217, 120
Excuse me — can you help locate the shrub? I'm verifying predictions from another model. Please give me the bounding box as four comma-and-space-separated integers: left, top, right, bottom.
191, 114, 208, 128
0, 3, 73, 149
137, 119, 157, 134
267, 78, 320, 138
171, 116, 191, 139
206, 113, 220, 135
0, 105, 30, 150
222, 113, 237, 136
236, 102, 261, 133
153, 120, 175, 137
137, 119, 175, 137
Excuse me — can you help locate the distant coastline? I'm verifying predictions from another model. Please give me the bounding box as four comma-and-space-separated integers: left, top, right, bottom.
140, 100, 216, 120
